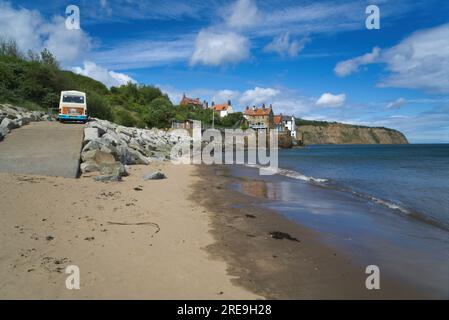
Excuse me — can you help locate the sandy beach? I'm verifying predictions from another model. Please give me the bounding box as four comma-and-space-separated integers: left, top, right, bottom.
0, 163, 260, 299
0, 161, 430, 299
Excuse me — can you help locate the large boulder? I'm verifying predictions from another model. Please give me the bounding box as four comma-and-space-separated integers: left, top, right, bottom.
82, 149, 116, 164
94, 174, 122, 182
116, 126, 135, 137
86, 121, 107, 136
80, 162, 100, 173
84, 127, 99, 144
101, 132, 121, 146
81, 149, 130, 178
29, 112, 43, 121
99, 161, 128, 176
0, 126, 8, 141
15, 114, 30, 126
0, 118, 20, 130
143, 171, 166, 180
93, 162, 128, 182
128, 141, 150, 157
82, 139, 115, 157
118, 132, 131, 143
125, 147, 150, 165
0, 105, 20, 118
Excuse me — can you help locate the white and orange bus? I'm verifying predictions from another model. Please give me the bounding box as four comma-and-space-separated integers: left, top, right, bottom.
58, 90, 88, 123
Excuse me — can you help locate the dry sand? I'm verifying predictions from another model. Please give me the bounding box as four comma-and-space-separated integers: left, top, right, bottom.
0, 163, 261, 299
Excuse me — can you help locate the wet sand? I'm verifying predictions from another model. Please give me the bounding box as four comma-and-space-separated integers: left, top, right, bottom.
194, 165, 429, 299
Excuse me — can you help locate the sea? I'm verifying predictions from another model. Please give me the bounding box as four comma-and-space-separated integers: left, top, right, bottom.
229, 144, 449, 296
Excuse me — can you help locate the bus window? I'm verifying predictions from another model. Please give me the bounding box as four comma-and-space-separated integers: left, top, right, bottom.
63, 95, 85, 104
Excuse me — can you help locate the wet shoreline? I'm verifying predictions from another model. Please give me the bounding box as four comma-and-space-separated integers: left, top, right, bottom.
192, 164, 435, 299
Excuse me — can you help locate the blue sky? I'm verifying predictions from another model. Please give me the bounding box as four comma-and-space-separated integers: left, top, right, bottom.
1, 0, 449, 142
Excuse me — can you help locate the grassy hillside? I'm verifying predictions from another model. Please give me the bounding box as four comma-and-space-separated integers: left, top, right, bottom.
0, 39, 243, 129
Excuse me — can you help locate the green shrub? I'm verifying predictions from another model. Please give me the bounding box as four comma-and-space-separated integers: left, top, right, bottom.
114, 108, 137, 127
88, 93, 113, 121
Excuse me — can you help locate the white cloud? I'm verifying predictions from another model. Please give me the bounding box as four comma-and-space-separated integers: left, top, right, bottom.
0, 2, 42, 53
380, 23, 449, 93
239, 87, 280, 106
386, 97, 407, 109
211, 90, 240, 104
0, 2, 91, 65
72, 61, 136, 88
40, 16, 92, 65
264, 33, 309, 57
334, 24, 449, 93
316, 93, 346, 108
225, 0, 260, 29
334, 47, 381, 77
92, 38, 193, 70
190, 29, 250, 66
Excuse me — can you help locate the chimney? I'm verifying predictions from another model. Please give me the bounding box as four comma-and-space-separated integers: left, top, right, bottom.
262, 103, 266, 109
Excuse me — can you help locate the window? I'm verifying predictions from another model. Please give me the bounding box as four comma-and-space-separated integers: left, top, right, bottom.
63, 95, 84, 104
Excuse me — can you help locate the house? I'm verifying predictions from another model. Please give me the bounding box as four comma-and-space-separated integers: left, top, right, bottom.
212, 100, 233, 117
179, 94, 204, 108
243, 104, 274, 129
274, 114, 297, 139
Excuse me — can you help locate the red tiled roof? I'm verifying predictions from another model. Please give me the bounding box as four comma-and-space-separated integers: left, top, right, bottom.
180, 96, 202, 106
244, 105, 272, 116
213, 104, 229, 111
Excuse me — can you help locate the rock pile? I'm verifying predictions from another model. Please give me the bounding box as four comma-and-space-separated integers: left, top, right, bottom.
0, 104, 48, 141
81, 118, 192, 180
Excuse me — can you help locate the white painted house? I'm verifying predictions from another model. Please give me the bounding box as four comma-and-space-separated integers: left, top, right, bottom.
212, 100, 233, 118
274, 114, 297, 139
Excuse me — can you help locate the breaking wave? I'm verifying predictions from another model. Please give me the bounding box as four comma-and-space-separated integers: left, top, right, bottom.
244, 164, 449, 231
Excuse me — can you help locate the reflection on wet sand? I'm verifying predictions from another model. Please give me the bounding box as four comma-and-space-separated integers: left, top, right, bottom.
241, 179, 272, 199
241, 179, 298, 202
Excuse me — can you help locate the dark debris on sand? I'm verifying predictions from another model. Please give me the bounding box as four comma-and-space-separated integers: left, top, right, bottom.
269, 231, 300, 242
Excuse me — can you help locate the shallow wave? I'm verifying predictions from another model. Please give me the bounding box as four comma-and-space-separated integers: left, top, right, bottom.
244, 164, 328, 183
245, 164, 449, 232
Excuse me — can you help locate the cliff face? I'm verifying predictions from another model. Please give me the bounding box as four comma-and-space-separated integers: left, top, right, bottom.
297, 124, 408, 145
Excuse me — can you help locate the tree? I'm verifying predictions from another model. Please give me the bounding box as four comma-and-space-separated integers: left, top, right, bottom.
40, 48, 59, 69
0, 38, 21, 58
115, 108, 136, 127
88, 93, 113, 121
42, 92, 59, 110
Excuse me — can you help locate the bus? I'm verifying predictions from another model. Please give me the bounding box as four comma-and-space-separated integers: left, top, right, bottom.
58, 90, 88, 123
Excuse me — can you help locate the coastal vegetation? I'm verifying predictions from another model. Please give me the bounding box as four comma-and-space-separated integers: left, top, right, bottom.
0, 39, 243, 129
